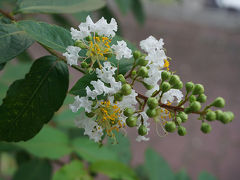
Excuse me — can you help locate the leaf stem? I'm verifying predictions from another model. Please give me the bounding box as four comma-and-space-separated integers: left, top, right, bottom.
0, 9, 15, 21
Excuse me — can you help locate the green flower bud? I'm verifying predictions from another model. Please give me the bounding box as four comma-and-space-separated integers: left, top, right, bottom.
169, 75, 180, 85
172, 81, 183, 89
192, 84, 204, 95
133, 50, 141, 59
123, 108, 134, 117
201, 122, 212, 134
138, 125, 148, 136
138, 67, 148, 77
143, 82, 154, 90
91, 100, 97, 107
189, 101, 201, 112
146, 108, 157, 118
185, 82, 194, 93
81, 62, 88, 68
87, 67, 94, 73
161, 82, 171, 92
206, 110, 216, 121
131, 70, 137, 76
138, 58, 148, 66
121, 84, 132, 96
176, 117, 182, 125
178, 126, 187, 136
211, 97, 225, 108
184, 107, 192, 114
85, 36, 92, 41
85, 111, 95, 118
165, 121, 177, 133
215, 110, 224, 120
189, 95, 196, 103
197, 94, 207, 103
114, 92, 123, 101
147, 97, 158, 109
126, 116, 137, 127
178, 112, 188, 123
117, 74, 126, 83
219, 112, 234, 124
161, 71, 170, 81
74, 40, 87, 49
226, 111, 234, 122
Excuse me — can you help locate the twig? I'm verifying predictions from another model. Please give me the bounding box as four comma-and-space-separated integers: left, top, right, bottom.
0, 9, 15, 21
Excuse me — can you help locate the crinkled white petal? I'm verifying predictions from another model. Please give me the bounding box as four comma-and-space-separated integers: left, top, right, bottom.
161, 89, 183, 104
96, 62, 117, 84
117, 90, 138, 109
111, 40, 132, 60
94, 17, 117, 37
136, 135, 150, 142
69, 96, 92, 113
140, 35, 164, 53
145, 49, 166, 67
63, 46, 81, 66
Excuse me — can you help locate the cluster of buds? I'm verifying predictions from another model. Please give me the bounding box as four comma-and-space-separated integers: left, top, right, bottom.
63, 16, 234, 144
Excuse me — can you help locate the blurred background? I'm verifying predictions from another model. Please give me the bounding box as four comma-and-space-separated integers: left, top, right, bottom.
1, 0, 240, 179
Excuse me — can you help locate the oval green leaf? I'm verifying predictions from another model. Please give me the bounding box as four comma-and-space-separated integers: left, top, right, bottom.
0, 56, 69, 142
0, 23, 34, 64
16, 0, 105, 14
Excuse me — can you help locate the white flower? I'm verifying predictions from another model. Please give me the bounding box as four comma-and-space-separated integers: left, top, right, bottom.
63, 46, 81, 66
145, 49, 166, 67
136, 136, 150, 142
69, 96, 92, 113
94, 17, 118, 37
96, 62, 116, 84
161, 89, 183, 104
75, 113, 103, 143
140, 35, 164, 53
117, 90, 138, 109
111, 40, 132, 60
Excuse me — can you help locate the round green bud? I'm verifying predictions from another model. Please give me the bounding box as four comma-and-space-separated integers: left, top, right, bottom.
147, 97, 158, 109
165, 121, 177, 133
87, 67, 94, 73
81, 62, 88, 68
85, 111, 95, 118
138, 66, 148, 77
169, 75, 180, 85
215, 110, 224, 120
178, 112, 188, 123
91, 100, 97, 107
114, 92, 123, 101
197, 94, 207, 103
126, 116, 137, 127
172, 81, 183, 89
176, 117, 182, 125
131, 70, 137, 76
121, 84, 132, 96
189, 101, 201, 112
211, 97, 225, 108
146, 108, 157, 118
192, 84, 204, 95
161, 82, 171, 93
138, 125, 148, 136
184, 107, 192, 114
206, 111, 216, 121
201, 122, 212, 134
143, 82, 154, 90
133, 50, 141, 59
74, 40, 87, 49
185, 82, 194, 93
138, 58, 148, 66
189, 95, 196, 103
219, 112, 233, 124
117, 74, 126, 83
123, 108, 134, 117
161, 71, 171, 81
85, 36, 92, 41
178, 126, 187, 136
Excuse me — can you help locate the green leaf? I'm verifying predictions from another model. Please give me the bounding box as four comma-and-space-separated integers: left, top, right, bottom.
144, 148, 175, 180
0, 56, 69, 142
90, 160, 138, 180
17, 50, 32, 62
175, 169, 191, 180
106, 132, 131, 165
0, 62, 6, 71
72, 11, 90, 23
16, 0, 106, 14
17, 20, 73, 52
131, 0, 145, 25
16, 125, 72, 159
0, 23, 34, 64
198, 171, 217, 180
115, 0, 133, 14
72, 137, 119, 163
69, 36, 135, 96
53, 160, 92, 180
12, 159, 52, 180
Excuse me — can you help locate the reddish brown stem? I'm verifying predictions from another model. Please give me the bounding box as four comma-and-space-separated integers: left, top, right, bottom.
0, 9, 15, 21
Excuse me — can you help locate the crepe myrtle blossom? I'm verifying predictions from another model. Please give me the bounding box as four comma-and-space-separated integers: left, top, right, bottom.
63, 16, 132, 70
